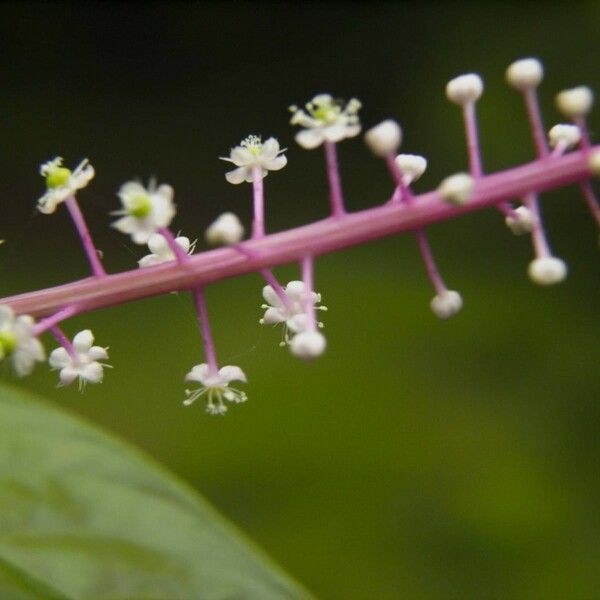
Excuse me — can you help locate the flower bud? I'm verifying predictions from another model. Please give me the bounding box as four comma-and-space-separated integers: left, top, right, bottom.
548, 124, 581, 149
589, 150, 600, 177
205, 213, 244, 246
505, 206, 534, 235
395, 154, 428, 181
430, 290, 463, 319
555, 86, 594, 118
505, 58, 543, 90
437, 173, 474, 206
528, 257, 567, 285
445, 74, 483, 105
364, 120, 402, 157
289, 330, 326, 359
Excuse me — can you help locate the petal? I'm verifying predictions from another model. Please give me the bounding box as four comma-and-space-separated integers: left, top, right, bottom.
147, 233, 169, 255
88, 346, 108, 361
322, 124, 349, 143
225, 167, 249, 185
262, 307, 286, 325
111, 215, 137, 235
218, 365, 247, 384
284, 281, 305, 300
73, 330, 94, 352
287, 313, 309, 333
175, 236, 191, 253
264, 155, 287, 171
82, 362, 103, 384
118, 181, 147, 203
71, 165, 95, 190
59, 367, 79, 386
0, 306, 15, 328
151, 193, 176, 228
295, 129, 324, 149
138, 253, 163, 268
230, 146, 255, 167
185, 363, 210, 384
262, 285, 282, 307
12, 351, 35, 376
49, 347, 72, 369
261, 138, 280, 160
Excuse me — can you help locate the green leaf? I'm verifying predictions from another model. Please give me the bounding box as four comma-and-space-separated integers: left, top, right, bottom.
0, 384, 312, 600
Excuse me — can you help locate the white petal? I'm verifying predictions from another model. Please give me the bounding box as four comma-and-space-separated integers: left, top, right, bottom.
230, 146, 255, 167
289, 330, 327, 359
70, 165, 95, 190
218, 365, 247, 384
287, 313, 309, 333
262, 285, 282, 307
151, 191, 176, 228
174, 236, 191, 254
264, 155, 287, 171
59, 367, 79, 386
262, 307, 287, 325
261, 138, 280, 160
73, 330, 94, 353
284, 281, 306, 300
147, 233, 170, 255
111, 215, 138, 235
138, 253, 163, 268
88, 346, 108, 361
49, 347, 71, 369
185, 363, 211, 384
0, 306, 15, 328
295, 129, 325, 149
225, 166, 249, 185
118, 181, 147, 203
81, 362, 103, 384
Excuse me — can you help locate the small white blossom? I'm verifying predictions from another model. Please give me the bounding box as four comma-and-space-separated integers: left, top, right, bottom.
445, 74, 483, 105
548, 124, 581, 150
430, 290, 463, 320
260, 281, 326, 344
37, 157, 95, 215
184, 363, 247, 415
290, 94, 362, 149
555, 86, 594, 119
505, 206, 535, 235
205, 212, 245, 246
395, 154, 428, 183
49, 329, 109, 391
220, 135, 287, 184
112, 180, 176, 245
364, 120, 402, 158
505, 58, 544, 90
0, 306, 45, 376
138, 233, 194, 268
438, 173, 474, 206
528, 257, 567, 285
289, 330, 327, 359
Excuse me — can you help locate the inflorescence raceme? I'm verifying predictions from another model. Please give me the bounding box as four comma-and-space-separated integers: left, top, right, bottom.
1, 58, 599, 415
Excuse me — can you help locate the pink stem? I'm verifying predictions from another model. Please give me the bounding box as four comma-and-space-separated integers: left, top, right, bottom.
193, 287, 218, 375
252, 167, 265, 238
259, 268, 292, 309
32, 304, 79, 337
523, 88, 549, 158
463, 102, 483, 178
414, 229, 447, 295
579, 180, 600, 228
523, 193, 552, 258
65, 197, 106, 278
324, 141, 346, 217
158, 228, 189, 265
50, 325, 77, 360
3, 149, 596, 319
300, 255, 316, 330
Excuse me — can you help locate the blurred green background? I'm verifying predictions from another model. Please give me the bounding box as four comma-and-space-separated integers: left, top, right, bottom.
1, 1, 600, 598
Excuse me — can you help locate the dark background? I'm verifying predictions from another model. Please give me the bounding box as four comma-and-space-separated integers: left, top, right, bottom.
1, 2, 599, 598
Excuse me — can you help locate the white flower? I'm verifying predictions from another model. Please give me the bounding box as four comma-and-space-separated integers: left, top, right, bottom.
364, 120, 402, 158
289, 330, 327, 359
505, 206, 535, 235
184, 363, 248, 415
37, 157, 95, 214
430, 290, 463, 320
528, 257, 567, 285
205, 212, 245, 246
138, 233, 194, 268
290, 94, 362, 149
548, 124, 581, 150
445, 74, 483, 105
0, 305, 45, 376
437, 173, 474, 206
555, 86, 594, 119
220, 136, 287, 184
112, 180, 176, 245
505, 58, 543, 90
260, 280, 326, 344
49, 329, 109, 390
395, 154, 428, 183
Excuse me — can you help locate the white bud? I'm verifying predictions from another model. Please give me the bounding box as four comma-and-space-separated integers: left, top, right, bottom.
505, 58, 544, 90
555, 86, 594, 118
205, 212, 244, 246
445, 74, 483, 105
528, 257, 567, 285
589, 150, 600, 177
430, 290, 463, 320
289, 330, 326, 359
438, 173, 474, 206
548, 124, 581, 149
505, 206, 535, 235
395, 154, 428, 181
364, 120, 402, 158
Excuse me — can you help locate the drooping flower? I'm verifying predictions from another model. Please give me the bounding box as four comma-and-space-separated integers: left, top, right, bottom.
430, 290, 463, 319
112, 180, 176, 245
289, 94, 362, 149
260, 280, 326, 344
37, 157, 95, 214
138, 233, 194, 268
0, 305, 45, 376
49, 329, 110, 390
220, 135, 287, 184
184, 363, 248, 415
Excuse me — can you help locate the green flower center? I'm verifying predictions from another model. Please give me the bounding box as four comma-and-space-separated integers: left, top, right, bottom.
0, 331, 17, 356
45, 167, 72, 189
128, 194, 152, 218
